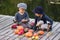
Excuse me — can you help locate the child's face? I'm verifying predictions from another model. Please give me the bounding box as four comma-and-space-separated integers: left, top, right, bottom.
35, 13, 43, 18
19, 8, 25, 13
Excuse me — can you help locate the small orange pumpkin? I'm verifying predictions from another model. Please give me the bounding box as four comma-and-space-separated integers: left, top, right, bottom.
38, 30, 44, 35
14, 29, 19, 34
25, 32, 33, 38
17, 26, 24, 31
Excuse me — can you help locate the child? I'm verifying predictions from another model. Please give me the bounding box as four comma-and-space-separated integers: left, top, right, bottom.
14, 3, 30, 28
32, 6, 53, 32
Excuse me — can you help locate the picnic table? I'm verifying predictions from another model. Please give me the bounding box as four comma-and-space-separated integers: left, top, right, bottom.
0, 15, 60, 40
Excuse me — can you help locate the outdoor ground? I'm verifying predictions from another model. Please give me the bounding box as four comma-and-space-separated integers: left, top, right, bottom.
0, 15, 60, 40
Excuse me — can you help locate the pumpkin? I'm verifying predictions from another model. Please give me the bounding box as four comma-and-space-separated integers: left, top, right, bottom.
38, 30, 44, 35
17, 26, 24, 31
32, 33, 39, 40
11, 24, 17, 29
32, 36, 39, 40
25, 32, 33, 38
14, 29, 19, 34
18, 29, 24, 35
28, 29, 34, 33
35, 36, 39, 40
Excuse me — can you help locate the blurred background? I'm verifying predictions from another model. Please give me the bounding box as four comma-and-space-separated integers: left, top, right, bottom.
0, 0, 60, 21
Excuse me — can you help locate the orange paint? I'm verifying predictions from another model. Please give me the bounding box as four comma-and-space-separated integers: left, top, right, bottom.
25, 32, 33, 38
38, 30, 44, 35
14, 29, 19, 34
17, 26, 24, 31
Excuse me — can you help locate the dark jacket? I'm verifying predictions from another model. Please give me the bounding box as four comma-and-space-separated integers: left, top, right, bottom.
15, 12, 29, 22
35, 14, 53, 26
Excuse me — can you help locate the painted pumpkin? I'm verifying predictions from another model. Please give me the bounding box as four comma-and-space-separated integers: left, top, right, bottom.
25, 32, 33, 38
32, 36, 39, 40
11, 24, 17, 29
14, 29, 19, 34
38, 30, 44, 35
18, 30, 24, 35
17, 26, 24, 31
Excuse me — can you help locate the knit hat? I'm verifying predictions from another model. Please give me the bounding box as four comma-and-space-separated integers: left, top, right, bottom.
17, 3, 27, 9
32, 6, 44, 14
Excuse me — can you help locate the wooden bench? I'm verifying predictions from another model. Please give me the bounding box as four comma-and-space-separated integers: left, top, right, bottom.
0, 15, 60, 40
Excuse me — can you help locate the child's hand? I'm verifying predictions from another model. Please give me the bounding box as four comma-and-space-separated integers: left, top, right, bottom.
36, 21, 44, 27
47, 24, 52, 31
48, 25, 51, 28
21, 19, 28, 23
36, 23, 42, 27
21, 19, 25, 22
36, 23, 40, 27
13, 19, 17, 23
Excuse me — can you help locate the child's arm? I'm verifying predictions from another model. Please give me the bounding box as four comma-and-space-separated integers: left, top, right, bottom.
34, 16, 38, 26
14, 13, 21, 24
15, 13, 18, 22
32, 16, 38, 31
21, 12, 29, 23
15, 13, 23, 24
45, 15, 53, 26
25, 12, 29, 21
13, 13, 18, 23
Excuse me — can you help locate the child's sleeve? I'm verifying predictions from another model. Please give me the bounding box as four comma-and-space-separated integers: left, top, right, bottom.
25, 12, 29, 21
15, 13, 18, 21
45, 15, 53, 25
34, 16, 38, 26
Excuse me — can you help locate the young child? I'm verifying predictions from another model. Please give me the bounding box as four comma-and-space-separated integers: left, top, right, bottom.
14, 3, 30, 28
32, 6, 53, 32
